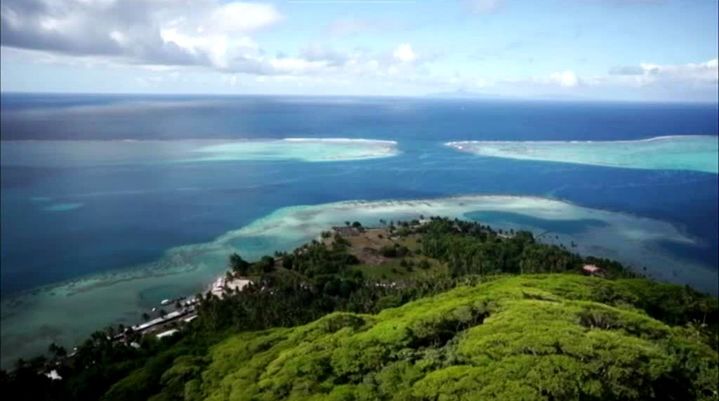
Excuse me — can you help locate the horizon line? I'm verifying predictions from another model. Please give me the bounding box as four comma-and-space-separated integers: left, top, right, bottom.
1, 90, 717, 105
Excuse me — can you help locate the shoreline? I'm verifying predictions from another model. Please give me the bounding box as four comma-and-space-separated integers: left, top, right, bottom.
2, 194, 718, 368
2, 193, 714, 302
1, 193, 705, 299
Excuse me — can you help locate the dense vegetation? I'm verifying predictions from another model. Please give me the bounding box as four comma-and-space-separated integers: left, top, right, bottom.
1, 218, 717, 401
172, 275, 719, 401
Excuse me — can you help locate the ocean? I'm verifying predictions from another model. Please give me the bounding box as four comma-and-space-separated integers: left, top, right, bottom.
1, 93, 717, 367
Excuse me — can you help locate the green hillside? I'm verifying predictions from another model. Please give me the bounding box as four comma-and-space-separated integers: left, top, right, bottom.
141, 275, 717, 401
4, 218, 717, 401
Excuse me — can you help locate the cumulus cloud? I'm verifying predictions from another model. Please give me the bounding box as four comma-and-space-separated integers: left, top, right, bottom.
299, 45, 349, 67
2, 0, 714, 101
549, 70, 580, 87
0, 0, 281, 70
0, 0, 428, 81
639, 59, 718, 84
524, 59, 717, 95
607, 59, 718, 86
393, 43, 417, 63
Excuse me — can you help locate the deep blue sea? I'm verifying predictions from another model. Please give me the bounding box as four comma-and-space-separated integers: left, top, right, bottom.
1, 93, 717, 365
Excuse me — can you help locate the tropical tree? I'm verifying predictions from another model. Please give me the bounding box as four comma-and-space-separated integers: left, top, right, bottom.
229, 253, 251, 276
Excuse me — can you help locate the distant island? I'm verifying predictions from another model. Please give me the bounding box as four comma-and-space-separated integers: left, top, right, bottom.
2, 218, 717, 401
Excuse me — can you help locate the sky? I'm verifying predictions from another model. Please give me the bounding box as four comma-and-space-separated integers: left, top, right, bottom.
0, 0, 717, 101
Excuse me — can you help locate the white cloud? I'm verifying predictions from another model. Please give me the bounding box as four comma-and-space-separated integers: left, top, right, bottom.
205, 2, 281, 33
609, 59, 718, 83
393, 43, 417, 63
602, 58, 719, 95
1, 1, 427, 80
638, 58, 718, 85
1, 0, 281, 70
1, 1, 715, 101
549, 70, 580, 87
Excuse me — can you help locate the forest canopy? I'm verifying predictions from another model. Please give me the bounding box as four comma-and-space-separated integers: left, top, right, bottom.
2, 217, 717, 401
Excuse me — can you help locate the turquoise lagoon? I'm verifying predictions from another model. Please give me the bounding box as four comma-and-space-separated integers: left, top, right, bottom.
447, 135, 718, 173
0, 138, 398, 167
2, 95, 717, 367
1, 195, 714, 367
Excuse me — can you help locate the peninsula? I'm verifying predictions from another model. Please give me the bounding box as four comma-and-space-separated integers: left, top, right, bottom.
2, 218, 717, 401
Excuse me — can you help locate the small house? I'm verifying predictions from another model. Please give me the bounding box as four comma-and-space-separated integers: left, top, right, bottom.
582, 264, 603, 276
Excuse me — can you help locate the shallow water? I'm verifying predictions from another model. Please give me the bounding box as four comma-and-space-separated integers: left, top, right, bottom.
190, 138, 398, 162
0, 138, 398, 167
1, 94, 717, 367
446, 136, 719, 173
2, 195, 715, 367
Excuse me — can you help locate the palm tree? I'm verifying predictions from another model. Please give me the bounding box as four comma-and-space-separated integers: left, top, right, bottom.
48, 343, 67, 358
